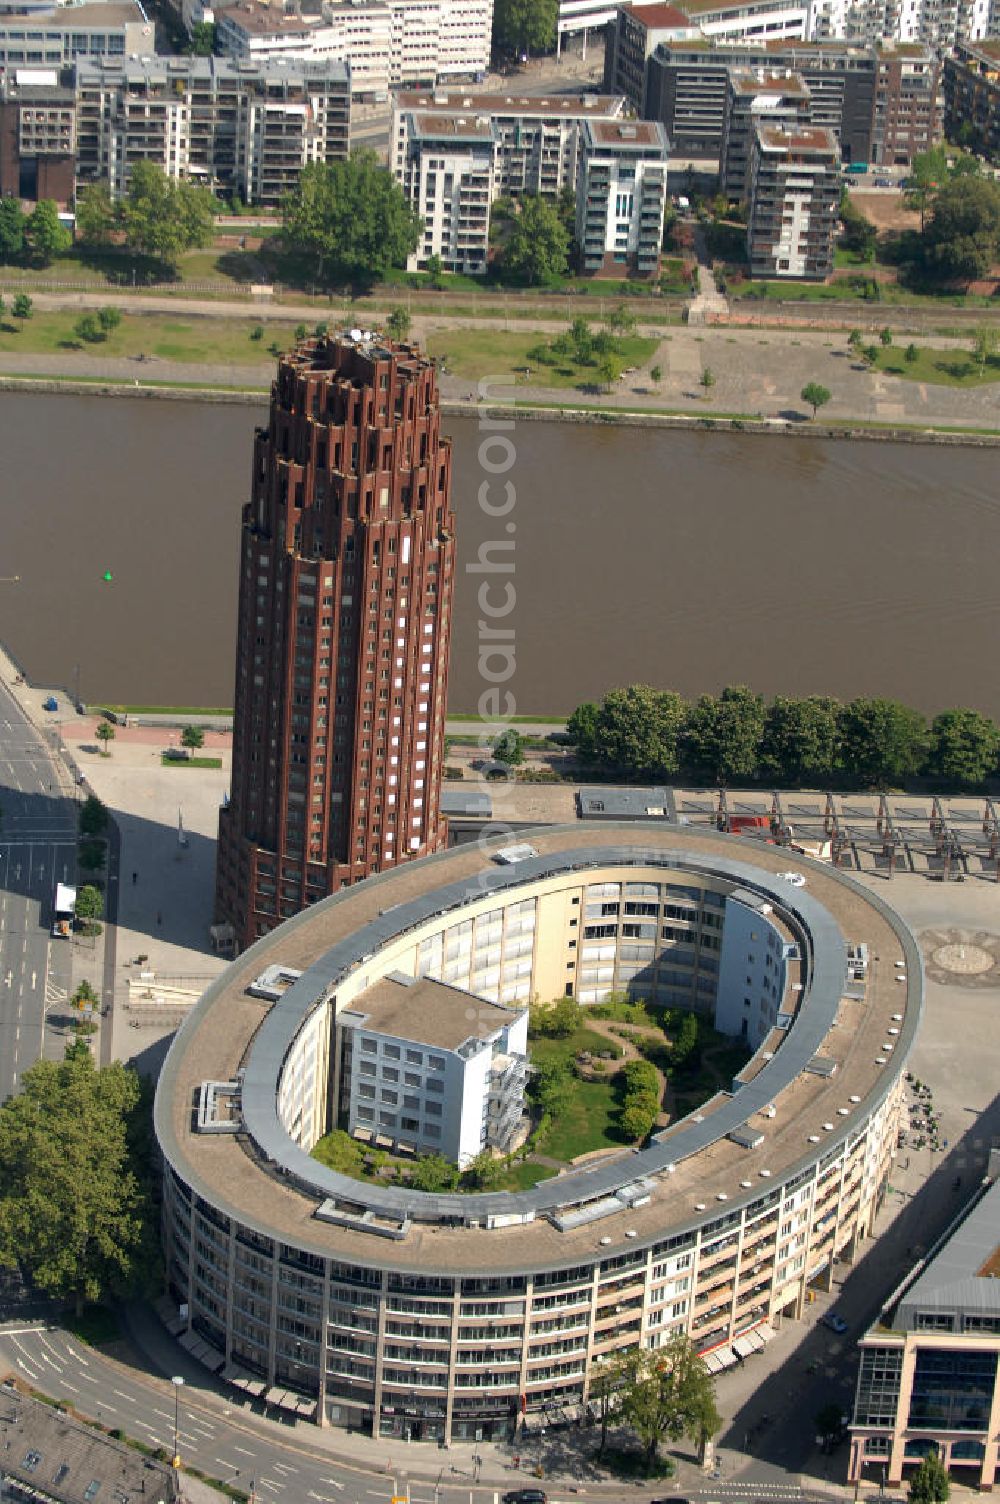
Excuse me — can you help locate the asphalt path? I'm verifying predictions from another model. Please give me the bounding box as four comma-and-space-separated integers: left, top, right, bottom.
0, 1323, 561, 1504
0, 681, 77, 1100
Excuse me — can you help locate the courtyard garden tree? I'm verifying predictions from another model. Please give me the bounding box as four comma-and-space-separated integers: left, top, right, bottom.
282, 151, 422, 287
929, 708, 1000, 786
0, 1043, 158, 1314
503, 195, 569, 286
838, 697, 928, 786
95, 722, 115, 756
801, 382, 831, 419
908, 1450, 950, 1504
180, 725, 205, 754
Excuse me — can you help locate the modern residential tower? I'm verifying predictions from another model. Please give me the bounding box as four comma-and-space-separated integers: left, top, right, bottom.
215, 335, 456, 953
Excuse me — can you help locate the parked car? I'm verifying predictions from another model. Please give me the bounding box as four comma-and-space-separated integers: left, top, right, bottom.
822, 1311, 849, 1335
503, 1492, 547, 1504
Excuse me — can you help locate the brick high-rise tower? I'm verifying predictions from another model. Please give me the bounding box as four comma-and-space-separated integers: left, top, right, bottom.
216, 335, 456, 952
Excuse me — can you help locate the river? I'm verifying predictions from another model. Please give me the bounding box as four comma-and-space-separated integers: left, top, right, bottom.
1, 391, 997, 718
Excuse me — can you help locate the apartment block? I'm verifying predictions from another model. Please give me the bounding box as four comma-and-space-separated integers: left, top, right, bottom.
337, 972, 529, 1165
0, 66, 75, 202
850, 1175, 1000, 1492
747, 122, 839, 278
74, 55, 350, 207
0, 2, 154, 72
393, 88, 626, 199
647, 38, 936, 165
215, 0, 491, 98
576, 116, 670, 277
603, 2, 700, 111
721, 69, 812, 200
944, 40, 1000, 160
396, 110, 494, 273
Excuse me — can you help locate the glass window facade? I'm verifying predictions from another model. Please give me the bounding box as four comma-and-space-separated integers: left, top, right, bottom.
907, 1350, 998, 1432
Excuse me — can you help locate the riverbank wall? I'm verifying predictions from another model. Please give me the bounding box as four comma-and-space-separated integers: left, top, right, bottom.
1, 375, 998, 447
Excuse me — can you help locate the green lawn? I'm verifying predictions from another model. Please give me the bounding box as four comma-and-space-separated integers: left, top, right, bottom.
426, 328, 659, 387
541, 1077, 624, 1162
0, 310, 305, 363
494, 1160, 559, 1191
869, 343, 1000, 387
161, 754, 223, 768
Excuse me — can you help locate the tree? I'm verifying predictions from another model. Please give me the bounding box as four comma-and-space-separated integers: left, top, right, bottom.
461, 1149, 505, 1191
78, 838, 106, 873
761, 697, 841, 785
0, 1044, 157, 1314
923, 176, 1000, 283
683, 685, 766, 784
839, 698, 928, 786
180, 724, 205, 754
120, 161, 214, 269
905, 145, 949, 231
75, 183, 116, 247
973, 326, 998, 373
908, 1451, 950, 1504
95, 722, 115, 756
700, 366, 715, 396
607, 303, 637, 337
650, 363, 662, 385
11, 293, 32, 322
905, 342, 919, 363
929, 708, 1000, 787
27, 200, 70, 266
493, 0, 557, 56
78, 795, 108, 837
618, 1334, 721, 1468
492, 728, 524, 766
74, 885, 104, 924
592, 685, 687, 779
386, 305, 411, 342
598, 352, 622, 391
424, 253, 444, 289
98, 306, 122, 334
671, 1011, 700, 1070
566, 701, 600, 761
71, 980, 98, 1011
282, 151, 422, 287
839, 191, 876, 259
879, 326, 893, 347
591, 1349, 634, 1459
74, 313, 102, 344
801, 382, 831, 419
502, 194, 569, 286
0, 197, 26, 261
528, 1055, 574, 1118
410, 1153, 459, 1192
188, 19, 216, 54
848, 328, 864, 354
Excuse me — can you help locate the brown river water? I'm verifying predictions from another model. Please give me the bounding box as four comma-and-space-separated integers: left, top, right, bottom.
0, 391, 997, 717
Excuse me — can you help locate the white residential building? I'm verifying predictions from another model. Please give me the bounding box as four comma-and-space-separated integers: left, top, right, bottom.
337, 972, 529, 1166
396, 109, 495, 272
392, 88, 626, 199
215, 0, 491, 97
575, 116, 669, 277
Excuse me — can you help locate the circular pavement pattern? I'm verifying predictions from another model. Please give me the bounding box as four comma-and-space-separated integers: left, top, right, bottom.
920, 928, 1000, 988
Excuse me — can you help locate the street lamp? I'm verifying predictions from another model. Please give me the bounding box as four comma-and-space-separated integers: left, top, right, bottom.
170, 1376, 184, 1468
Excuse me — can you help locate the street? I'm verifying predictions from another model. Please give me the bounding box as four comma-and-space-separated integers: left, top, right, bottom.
0, 680, 77, 1101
